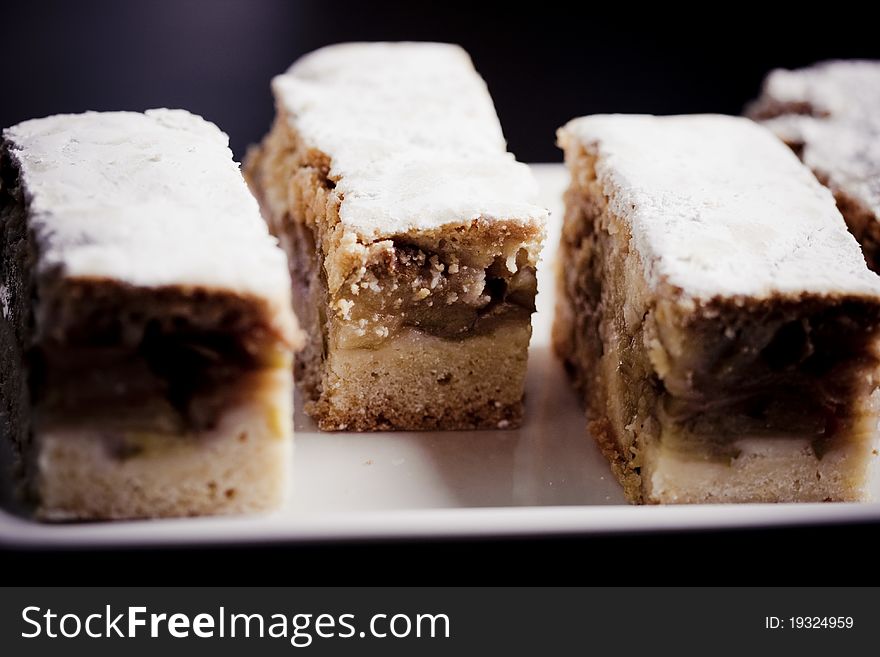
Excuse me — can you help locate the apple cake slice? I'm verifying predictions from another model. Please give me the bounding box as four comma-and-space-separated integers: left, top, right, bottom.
0, 109, 300, 519
246, 43, 547, 431
555, 113, 880, 503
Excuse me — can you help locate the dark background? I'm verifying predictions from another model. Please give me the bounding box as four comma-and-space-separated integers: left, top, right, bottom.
4, 1, 879, 162
3, 1, 880, 584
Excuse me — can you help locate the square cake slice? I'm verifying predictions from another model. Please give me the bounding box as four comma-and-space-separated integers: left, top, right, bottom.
245, 43, 547, 431
555, 114, 880, 504
0, 109, 301, 519
747, 60, 880, 271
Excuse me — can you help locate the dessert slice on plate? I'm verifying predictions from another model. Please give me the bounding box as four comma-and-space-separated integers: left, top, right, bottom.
0, 109, 301, 519
246, 42, 547, 431
555, 113, 880, 503
748, 60, 880, 271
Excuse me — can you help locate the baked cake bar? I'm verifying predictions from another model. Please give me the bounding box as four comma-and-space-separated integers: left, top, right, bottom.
0, 109, 301, 519
555, 114, 880, 504
748, 61, 880, 270
246, 43, 547, 431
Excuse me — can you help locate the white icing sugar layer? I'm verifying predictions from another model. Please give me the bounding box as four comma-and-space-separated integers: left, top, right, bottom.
559, 114, 880, 300
3, 110, 293, 313
273, 42, 547, 239
755, 60, 880, 221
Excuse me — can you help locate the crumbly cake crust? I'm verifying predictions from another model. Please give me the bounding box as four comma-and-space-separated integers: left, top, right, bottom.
748, 61, 880, 271
247, 43, 546, 431
1, 110, 299, 519
35, 368, 293, 520
556, 114, 880, 504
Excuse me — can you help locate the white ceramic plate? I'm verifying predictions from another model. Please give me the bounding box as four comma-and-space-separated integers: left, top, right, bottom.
2, 164, 879, 548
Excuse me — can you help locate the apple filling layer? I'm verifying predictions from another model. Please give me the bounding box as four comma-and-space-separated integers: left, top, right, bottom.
650, 300, 880, 462
31, 282, 288, 438
331, 241, 537, 349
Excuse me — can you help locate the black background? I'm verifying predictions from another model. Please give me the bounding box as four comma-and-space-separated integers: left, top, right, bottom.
5, 522, 880, 585
2, 1, 880, 584
4, 1, 880, 162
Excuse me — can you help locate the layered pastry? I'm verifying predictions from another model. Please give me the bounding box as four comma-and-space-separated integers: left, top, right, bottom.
554, 114, 880, 503
246, 42, 547, 431
0, 109, 300, 519
748, 60, 880, 271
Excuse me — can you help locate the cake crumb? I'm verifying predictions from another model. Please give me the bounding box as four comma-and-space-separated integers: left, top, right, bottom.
335, 298, 354, 320
0, 285, 10, 319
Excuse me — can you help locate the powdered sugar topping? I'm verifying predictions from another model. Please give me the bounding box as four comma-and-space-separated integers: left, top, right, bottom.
754, 61, 880, 222
559, 114, 880, 300
272, 42, 547, 239
3, 110, 294, 335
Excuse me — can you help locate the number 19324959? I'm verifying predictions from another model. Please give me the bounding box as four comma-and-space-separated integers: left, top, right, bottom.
765, 617, 854, 629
